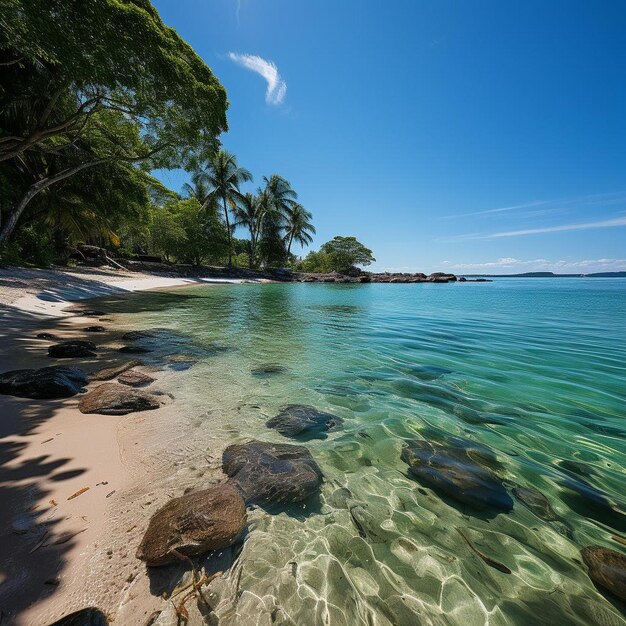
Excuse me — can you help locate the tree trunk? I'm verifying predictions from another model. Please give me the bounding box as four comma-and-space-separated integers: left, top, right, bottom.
222, 196, 233, 267
0, 159, 108, 245
287, 233, 294, 257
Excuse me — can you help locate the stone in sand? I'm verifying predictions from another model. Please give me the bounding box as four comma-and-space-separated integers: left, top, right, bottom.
581, 546, 626, 601
0, 366, 88, 399
401, 439, 513, 512
78, 383, 162, 415
136, 483, 246, 566
117, 370, 155, 387
47, 608, 108, 625
512, 486, 559, 521
48, 340, 97, 358
266, 404, 343, 440
84, 325, 106, 333
78, 309, 106, 317
89, 361, 140, 381
222, 440, 323, 504
119, 345, 153, 354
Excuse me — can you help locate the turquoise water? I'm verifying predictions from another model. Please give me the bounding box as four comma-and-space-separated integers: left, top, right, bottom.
105, 279, 626, 625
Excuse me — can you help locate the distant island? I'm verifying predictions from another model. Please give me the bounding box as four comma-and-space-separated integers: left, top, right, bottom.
465, 271, 626, 278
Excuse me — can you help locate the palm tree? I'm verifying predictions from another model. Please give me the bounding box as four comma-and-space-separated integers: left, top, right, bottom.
196, 150, 252, 266
181, 171, 211, 204
284, 203, 315, 257
234, 191, 264, 268
263, 174, 297, 216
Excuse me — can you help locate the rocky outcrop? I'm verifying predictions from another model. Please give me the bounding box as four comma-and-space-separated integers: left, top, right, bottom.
117, 370, 155, 387
48, 340, 97, 358
296, 271, 461, 284
136, 484, 246, 566
401, 439, 513, 512
266, 404, 343, 440
0, 366, 88, 399
78, 383, 163, 415
581, 546, 626, 600
222, 440, 323, 504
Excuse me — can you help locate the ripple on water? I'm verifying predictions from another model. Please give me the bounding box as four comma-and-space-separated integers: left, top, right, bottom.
92, 280, 626, 625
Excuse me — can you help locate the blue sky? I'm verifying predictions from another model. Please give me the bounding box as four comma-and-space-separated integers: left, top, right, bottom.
152, 0, 626, 273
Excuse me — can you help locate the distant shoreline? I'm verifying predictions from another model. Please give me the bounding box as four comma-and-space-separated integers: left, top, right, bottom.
463, 271, 626, 278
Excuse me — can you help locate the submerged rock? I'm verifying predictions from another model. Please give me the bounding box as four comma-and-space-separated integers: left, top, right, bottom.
266, 404, 344, 440
117, 370, 155, 387
222, 440, 323, 504
122, 330, 158, 341
36, 332, 58, 340
119, 345, 153, 354
406, 364, 453, 381
0, 366, 88, 399
48, 340, 97, 358
136, 484, 246, 566
581, 546, 626, 601
163, 354, 198, 371
89, 361, 140, 382
512, 486, 559, 521
47, 608, 108, 626
84, 325, 106, 333
78, 383, 162, 415
251, 364, 288, 376
401, 439, 513, 512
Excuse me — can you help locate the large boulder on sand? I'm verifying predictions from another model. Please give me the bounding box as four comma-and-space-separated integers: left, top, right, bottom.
266, 404, 343, 440
136, 483, 246, 566
222, 440, 323, 504
0, 366, 88, 399
78, 383, 162, 415
581, 546, 626, 601
48, 340, 97, 358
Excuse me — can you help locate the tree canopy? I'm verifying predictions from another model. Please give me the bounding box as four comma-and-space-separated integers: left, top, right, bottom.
319, 236, 375, 272
0, 0, 228, 245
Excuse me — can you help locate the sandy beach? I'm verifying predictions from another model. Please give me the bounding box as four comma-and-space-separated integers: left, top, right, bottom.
0, 267, 258, 625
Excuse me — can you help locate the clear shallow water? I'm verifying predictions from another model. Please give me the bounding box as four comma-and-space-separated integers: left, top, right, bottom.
103, 279, 625, 625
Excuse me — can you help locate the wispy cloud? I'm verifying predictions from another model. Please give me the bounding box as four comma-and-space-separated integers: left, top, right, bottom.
442, 191, 626, 220
440, 257, 626, 273
228, 52, 287, 105
441, 215, 626, 242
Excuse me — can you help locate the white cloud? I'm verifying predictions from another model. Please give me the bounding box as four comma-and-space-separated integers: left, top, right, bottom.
440, 258, 626, 273
228, 52, 287, 105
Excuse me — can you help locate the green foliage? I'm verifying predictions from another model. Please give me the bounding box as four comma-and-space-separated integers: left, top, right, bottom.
0, 0, 228, 166
0, 225, 54, 266
319, 236, 375, 272
0, 0, 228, 245
149, 198, 229, 265
295, 250, 333, 273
